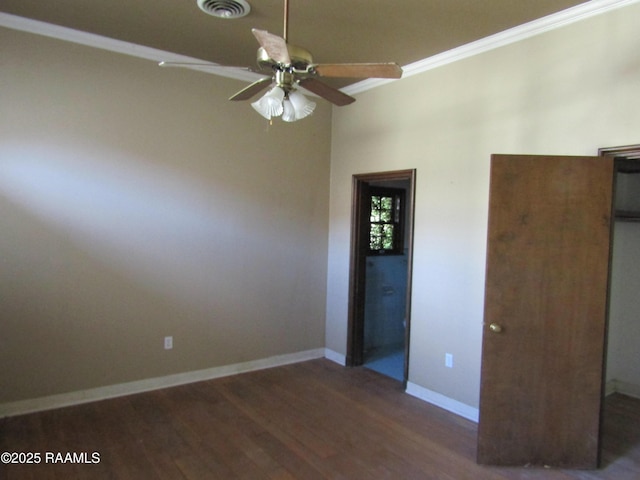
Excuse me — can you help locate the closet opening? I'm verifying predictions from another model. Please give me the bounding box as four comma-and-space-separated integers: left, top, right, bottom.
600, 144, 640, 401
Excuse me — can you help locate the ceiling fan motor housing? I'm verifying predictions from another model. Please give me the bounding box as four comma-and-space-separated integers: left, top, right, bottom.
273, 70, 297, 92
257, 44, 313, 71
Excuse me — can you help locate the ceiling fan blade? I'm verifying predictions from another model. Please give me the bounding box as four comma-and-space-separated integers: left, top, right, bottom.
252, 29, 291, 65
159, 61, 250, 70
160, 61, 214, 68
159, 61, 263, 75
229, 78, 273, 101
298, 78, 355, 106
313, 63, 403, 79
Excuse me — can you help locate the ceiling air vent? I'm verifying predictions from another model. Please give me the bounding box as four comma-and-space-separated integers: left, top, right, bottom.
197, 0, 251, 19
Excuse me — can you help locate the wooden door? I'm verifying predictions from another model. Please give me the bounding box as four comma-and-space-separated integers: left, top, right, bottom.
348, 177, 371, 367
477, 154, 614, 468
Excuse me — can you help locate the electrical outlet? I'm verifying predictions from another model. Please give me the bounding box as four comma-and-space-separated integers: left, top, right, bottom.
445, 353, 453, 368
164, 336, 173, 350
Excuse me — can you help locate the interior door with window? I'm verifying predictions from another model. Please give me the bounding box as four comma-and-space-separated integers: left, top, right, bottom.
477, 154, 614, 469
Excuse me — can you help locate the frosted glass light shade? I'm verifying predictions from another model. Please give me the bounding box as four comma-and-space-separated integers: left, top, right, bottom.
282, 99, 297, 122
288, 91, 316, 120
251, 86, 285, 119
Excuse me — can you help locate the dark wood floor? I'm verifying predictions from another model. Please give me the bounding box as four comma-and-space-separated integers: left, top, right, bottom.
1, 359, 639, 479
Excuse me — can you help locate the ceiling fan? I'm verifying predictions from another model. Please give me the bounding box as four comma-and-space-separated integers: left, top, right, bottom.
160, 0, 403, 122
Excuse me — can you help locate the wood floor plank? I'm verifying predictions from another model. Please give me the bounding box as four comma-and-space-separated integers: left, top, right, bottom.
1, 359, 638, 479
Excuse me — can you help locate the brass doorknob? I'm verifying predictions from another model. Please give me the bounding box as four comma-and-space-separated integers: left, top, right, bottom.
489, 323, 503, 333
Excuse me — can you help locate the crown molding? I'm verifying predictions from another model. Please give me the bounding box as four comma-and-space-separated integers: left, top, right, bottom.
1, 0, 638, 95
343, 0, 640, 96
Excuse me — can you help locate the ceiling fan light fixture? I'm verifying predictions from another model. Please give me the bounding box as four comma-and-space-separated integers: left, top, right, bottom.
251, 86, 285, 119
197, 0, 251, 19
162, 0, 401, 124
252, 88, 315, 122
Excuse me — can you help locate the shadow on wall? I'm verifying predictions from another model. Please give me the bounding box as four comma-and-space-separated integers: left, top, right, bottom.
0, 145, 273, 310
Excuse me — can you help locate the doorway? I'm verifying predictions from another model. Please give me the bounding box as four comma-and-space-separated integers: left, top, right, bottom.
347, 170, 416, 385
600, 145, 640, 401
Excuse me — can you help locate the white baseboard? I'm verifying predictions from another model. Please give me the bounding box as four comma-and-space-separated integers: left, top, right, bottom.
406, 382, 479, 423
324, 351, 478, 422
0, 348, 325, 418
324, 348, 346, 366
606, 379, 640, 399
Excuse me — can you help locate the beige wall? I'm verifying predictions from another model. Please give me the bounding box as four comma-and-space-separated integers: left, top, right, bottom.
326, 2, 640, 408
0, 27, 332, 403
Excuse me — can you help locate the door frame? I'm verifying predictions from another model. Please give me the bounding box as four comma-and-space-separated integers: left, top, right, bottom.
598, 143, 640, 398
599, 144, 640, 161
346, 169, 416, 385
